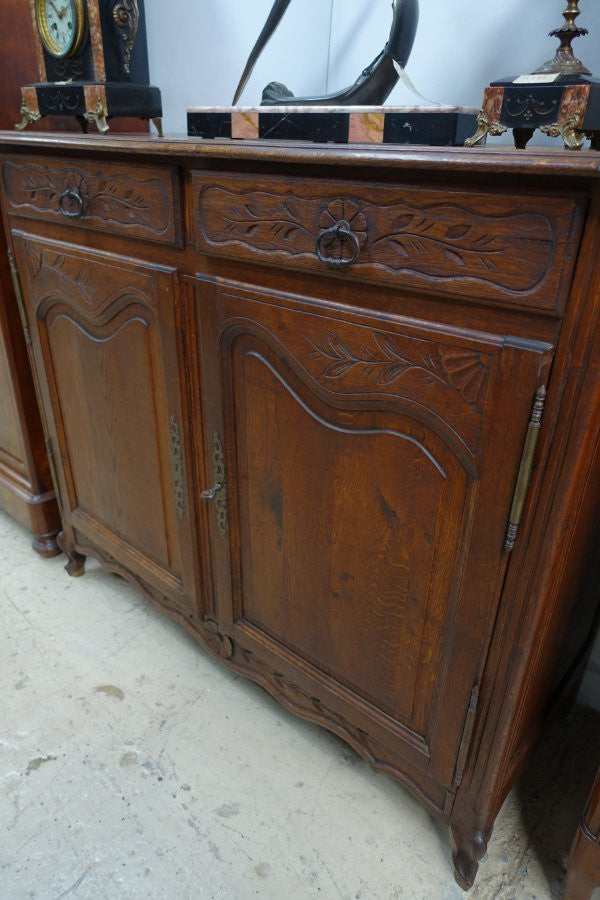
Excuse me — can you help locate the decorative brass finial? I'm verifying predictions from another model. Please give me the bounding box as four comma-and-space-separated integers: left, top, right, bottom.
535, 0, 591, 75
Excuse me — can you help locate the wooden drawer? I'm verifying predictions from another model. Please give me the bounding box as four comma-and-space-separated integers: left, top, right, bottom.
191, 171, 586, 314
2, 155, 182, 247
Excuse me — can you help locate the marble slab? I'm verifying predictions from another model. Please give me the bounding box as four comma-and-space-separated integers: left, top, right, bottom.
187, 105, 480, 146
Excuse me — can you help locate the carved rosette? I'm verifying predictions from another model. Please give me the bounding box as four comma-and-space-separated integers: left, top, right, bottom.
319, 199, 368, 261
112, 0, 140, 75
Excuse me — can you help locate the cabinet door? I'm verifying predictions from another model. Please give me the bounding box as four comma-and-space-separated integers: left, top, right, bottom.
13, 233, 197, 616
198, 276, 554, 798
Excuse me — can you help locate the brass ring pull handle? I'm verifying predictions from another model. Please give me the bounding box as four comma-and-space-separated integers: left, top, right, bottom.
58, 188, 86, 220
316, 220, 361, 270
201, 483, 222, 501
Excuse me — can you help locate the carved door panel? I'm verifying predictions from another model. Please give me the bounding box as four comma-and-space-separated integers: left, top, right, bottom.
12, 233, 197, 616
198, 276, 554, 798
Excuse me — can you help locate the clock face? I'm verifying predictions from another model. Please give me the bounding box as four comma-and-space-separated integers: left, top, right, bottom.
35, 0, 85, 58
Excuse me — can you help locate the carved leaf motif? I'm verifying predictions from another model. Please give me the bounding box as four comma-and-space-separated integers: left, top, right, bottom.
4, 162, 171, 238
323, 359, 355, 378
373, 208, 504, 274
444, 248, 467, 267
221, 197, 313, 243
391, 214, 415, 230
28, 249, 98, 304
445, 224, 472, 240
23, 243, 152, 317
308, 330, 490, 408
22, 175, 59, 203
93, 183, 149, 219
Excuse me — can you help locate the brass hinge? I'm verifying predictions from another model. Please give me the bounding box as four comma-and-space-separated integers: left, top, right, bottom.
45, 437, 63, 517
7, 248, 32, 347
169, 415, 185, 519
504, 386, 547, 553
454, 684, 480, 787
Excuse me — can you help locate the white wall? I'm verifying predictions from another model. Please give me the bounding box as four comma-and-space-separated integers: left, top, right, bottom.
145, 0, 334, 134
147, 0, 600, 133
145, 1, 600, 709
328, 0, 600, 110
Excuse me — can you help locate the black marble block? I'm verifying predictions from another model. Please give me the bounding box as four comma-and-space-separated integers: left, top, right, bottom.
187, 106, 480, 147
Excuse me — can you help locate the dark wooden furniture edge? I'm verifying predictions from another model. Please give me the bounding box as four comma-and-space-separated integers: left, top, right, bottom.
449, 184, 600, 888
1, 130, 600, 178
0, 225, 60, 555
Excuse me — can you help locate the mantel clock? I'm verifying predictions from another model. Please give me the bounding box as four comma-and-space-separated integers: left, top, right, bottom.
16, 0, 162, 134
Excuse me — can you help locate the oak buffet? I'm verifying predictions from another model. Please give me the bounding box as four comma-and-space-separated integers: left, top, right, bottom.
1, 132, 599, 890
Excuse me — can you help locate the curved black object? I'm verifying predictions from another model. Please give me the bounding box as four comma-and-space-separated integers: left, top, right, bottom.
234, 0, 420, 108
232, 0, 293, 106
264, 0, 419, 106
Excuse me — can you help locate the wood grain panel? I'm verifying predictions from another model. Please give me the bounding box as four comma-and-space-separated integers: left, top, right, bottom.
4, 156, 181, 246
47, 310, 171, 567
197, 276, 555, 788
193, 172, 586, 313
235, 340, 468, 734
14, 233, 197, 614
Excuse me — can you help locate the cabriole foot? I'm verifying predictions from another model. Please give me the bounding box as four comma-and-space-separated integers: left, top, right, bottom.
465, 110, 507, 147
65, 551, 86, 577
450, 822, 489, 891
58, 534, 86, 577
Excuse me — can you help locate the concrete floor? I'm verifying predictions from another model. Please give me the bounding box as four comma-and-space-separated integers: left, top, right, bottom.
1, 507, 599, 900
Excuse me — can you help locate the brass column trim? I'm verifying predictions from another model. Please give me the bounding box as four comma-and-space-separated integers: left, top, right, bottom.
505, 386, 547, 553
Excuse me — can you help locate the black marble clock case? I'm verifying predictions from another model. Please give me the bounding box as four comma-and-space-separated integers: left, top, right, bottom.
490, 72, 600, 133
22, 0, 161, 127
41, 0, 151, 84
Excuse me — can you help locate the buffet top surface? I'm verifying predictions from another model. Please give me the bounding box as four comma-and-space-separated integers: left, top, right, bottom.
0, 130, 599, 180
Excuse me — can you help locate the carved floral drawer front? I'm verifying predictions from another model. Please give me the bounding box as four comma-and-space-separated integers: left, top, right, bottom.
192, 172, 585, 313
2, 155, 182, 247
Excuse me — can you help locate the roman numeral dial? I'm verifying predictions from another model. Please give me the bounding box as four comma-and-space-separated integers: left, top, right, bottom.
35, 0, 85, 58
